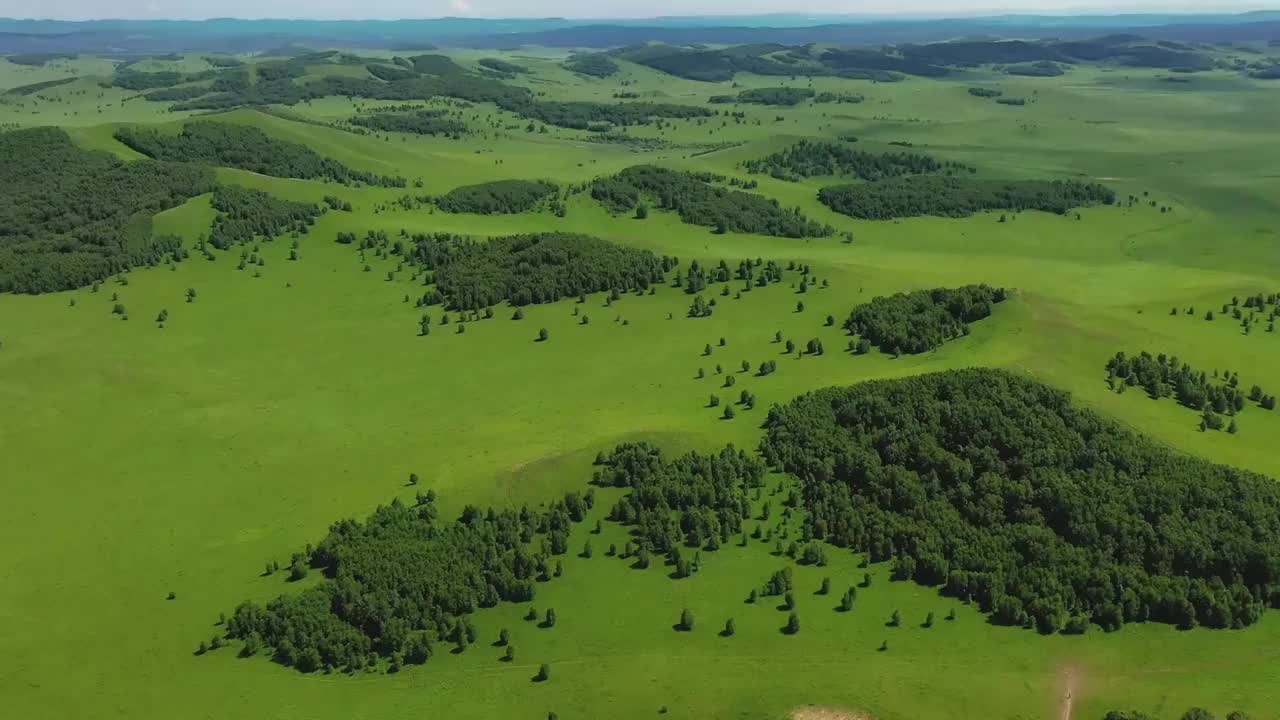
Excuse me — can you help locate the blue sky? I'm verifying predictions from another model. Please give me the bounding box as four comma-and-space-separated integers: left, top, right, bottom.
7, 0, 1271, 21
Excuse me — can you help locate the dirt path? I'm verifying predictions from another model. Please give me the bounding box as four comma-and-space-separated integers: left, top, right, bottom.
1058, 665, 1080, 720
791, 706, 875, 720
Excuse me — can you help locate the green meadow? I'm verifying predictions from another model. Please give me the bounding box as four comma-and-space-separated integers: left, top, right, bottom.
1, 47, 1279, 720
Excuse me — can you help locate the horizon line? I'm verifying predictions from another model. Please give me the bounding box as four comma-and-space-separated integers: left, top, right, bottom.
3, 8, 1278, 24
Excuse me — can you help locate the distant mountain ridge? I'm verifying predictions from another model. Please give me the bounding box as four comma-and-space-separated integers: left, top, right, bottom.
2, 13, 1279, 54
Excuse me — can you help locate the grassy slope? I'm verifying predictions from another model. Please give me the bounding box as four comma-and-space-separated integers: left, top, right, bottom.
1, 53, 1279, 720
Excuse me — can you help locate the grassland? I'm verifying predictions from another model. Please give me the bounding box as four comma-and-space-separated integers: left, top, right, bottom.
1, 48, 1279, 720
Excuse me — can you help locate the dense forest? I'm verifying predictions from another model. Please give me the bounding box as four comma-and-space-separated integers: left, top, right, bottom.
709, 87, 815, 106
743, 140, 971, 182
405, 232, 669, 310
477, 58, 528, 75
0, 127, 214, 294
349, 109, 467, 136
114, 122, 406, 187
818, 176, 1115, 219
564, 53, 620, 77
843, 284, 1007, 355
1105, 351, 1275, 426
759, 369, 1280, 633
224, 491, 590, 672
590, 166, 833, 238
207, 186, 322, 250
435, 180, 558, 215
599, 442, 765, 555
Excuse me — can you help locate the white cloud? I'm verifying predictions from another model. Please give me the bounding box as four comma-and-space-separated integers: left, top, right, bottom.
448, 0, 472, 13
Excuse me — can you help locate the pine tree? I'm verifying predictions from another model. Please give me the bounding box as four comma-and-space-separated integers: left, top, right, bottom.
722, 617, 735, 636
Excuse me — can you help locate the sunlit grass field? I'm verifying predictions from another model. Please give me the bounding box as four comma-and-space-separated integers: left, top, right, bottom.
1, 50, 1279, 720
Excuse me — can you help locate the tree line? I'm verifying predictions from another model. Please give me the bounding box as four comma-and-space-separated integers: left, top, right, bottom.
0, 127, 214, 294
709, 87, 815, 106
590, 165, 833, 238
115, 122, 407, 187
207, 186, 322, 250
743, 140, 972, 182
598, 442, 765, 556
402, 231, 671, 310
435, 180, 558, 215
349, 109, 467, 137
843, 284, 1007, 355
759, 368, 1280, 634
818, 176, 1115, 220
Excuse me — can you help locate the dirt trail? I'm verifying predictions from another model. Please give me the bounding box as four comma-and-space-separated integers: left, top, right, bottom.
1058, 665, 1081, 720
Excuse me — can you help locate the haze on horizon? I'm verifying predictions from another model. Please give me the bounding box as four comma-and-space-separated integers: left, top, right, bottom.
7, 0, 1276, 22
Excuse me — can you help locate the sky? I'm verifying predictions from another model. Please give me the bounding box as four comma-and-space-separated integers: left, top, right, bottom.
2, 0, 1272, 21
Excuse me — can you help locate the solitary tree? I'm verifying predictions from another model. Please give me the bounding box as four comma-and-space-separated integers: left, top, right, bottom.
784, 611, 800, 635
890, 609, 901, 627
679, 608, 694, 631
535, 663, 550, 682
722, 617, 735, 636
538, 328, 549, 342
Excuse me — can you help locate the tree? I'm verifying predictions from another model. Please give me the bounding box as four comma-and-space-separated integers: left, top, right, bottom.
741, 360, 750, 373
784, 611, 800, 634
704, 343, 713, 356
513, 308, 524, 320
839, 587, 856, 612
503, 645, 515, 662
785, 339, 796, 354
722, 617, 735, 636
1181, 710, 1215, 720
723, 406, 736, 420
535, 663, 550, 682
582, 541, 593, 558
890, 609, 901, 627
288, 559, 308, 582
678, 608, 694, 631
783, 591, 795, 610
498, 628, 510, 646
544, 608, 557, 628
709, 395, 721, 407
818, 577, 831, 595
635, 203, 648, 219
796, 301, 805, 312
924, 611, 935, 628
538, 328, 549, 342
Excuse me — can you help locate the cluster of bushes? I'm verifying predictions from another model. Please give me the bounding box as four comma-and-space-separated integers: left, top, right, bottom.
599, 442, 765, 554
406, 231, 670, 310
967, 87, 1002, 98
743, 140, 970, 182
0, 127, 214, 294
435, 180, 558, 215
1104, 710, 1252, 720
349, 109, 466, 136
590, 165, 833, 238
759, 368, 1280, 634
207, 186, 322, 250
709, 87, 815, 106
1106, 351, 1275, 426
564, 54, 620, 77
818, 176, 1115, 220
222, 490, 590, 673
843, 284, 1007, 355
114, 122, 406, 187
